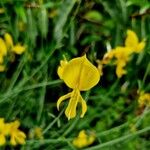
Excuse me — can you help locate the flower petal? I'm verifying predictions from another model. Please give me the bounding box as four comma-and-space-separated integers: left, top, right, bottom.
61, 55, 100, 91
57, 92, 71, 110
135, 41, 145, 53
12, 44, 26, 55
10, 135, 17, 146
116, 60, 127, 78
57, 60, 68, 79
79, 94, 87, 118
0, 134, 6, 146
4, 33, 13, 49
125, 30, 139, 48
65, 89, 80, 120
78, 55, 100, 91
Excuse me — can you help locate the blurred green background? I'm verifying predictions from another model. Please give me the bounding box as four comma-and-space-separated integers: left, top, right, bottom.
0, 0, 150, 149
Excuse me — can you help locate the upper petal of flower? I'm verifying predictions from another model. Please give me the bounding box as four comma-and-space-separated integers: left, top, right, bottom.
125, 30, 139, 48
60, 55, 100, 91
57, 60, 68, 79
125, 30, 145, 52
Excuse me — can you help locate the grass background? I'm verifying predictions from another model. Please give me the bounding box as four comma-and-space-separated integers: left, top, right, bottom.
0, 0, 150, 149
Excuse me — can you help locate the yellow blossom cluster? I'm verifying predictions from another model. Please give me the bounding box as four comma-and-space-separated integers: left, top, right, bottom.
0, 33, 26, 72
100, 30, 145, 78
0, 118, 26, 146
57, 55, 101, 120
72, 130, 95, 148
138, 91, 150, 107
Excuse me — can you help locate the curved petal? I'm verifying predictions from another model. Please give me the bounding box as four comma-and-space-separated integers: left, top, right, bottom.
135, 41, 145, 53
116, 60, 127, 78
62, 55, 100, 91
57, 60, 68, 79
65, 89, 80, 120
125, 30, 138, 48
57, 92, 71, 110
4, 33, 14, 49
79, 94, 87, 118
78, 55, 100, 91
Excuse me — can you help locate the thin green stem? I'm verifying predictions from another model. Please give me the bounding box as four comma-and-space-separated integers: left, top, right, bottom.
84, 126, 150, 150
43, 108, 65, 134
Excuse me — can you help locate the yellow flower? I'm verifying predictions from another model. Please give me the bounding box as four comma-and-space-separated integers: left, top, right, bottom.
29, 127, 44, 139
12, 44, 26, 55
0, 65, 5, 72
101, 29, 146, 78
116, 60, 127, 78
0, 118, 7, 146
3, 33, 26, 55
0, 8, 5, 14
138, 91, 150, 107
72, 130, 95, 148
57, 55, 100, 120
125, 30, 145, 53
4, 33, 13, 50
0, 55, 4, 64
8, 120, 26, 146
102, 50, 115, 65
102, 47, 132, 78
0, 38, 7, 56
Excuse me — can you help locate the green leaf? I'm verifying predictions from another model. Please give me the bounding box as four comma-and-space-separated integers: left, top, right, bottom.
53, 0, 76, 46
84, 10, 103, 22
37, 7, 48, 38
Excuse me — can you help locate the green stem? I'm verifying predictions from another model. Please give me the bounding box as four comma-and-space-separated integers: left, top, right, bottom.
42, 108, 65, 134
84, 126, 150, 150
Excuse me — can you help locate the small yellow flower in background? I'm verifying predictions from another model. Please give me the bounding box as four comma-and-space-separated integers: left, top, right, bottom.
125, 30, 145, 53
2, 33, 26, 55
29, 127, 44, 140
0, 65, 5, 72
57, 55, 100, 120
0, 33, 26, 73
73, 130, 95, 148
4, 33, 26, 55
8, 120, 26, 146
0, 119, 26, 147
102, 47, 132, 78
17, 21, 26, 32
0, 38, 7, 57
101, 30, 145, 78
0, 118, 7, 146
138, 91, 150, 107
4, 33, 14, 50
12, 44, 26, 55
0, 8, 5, 14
